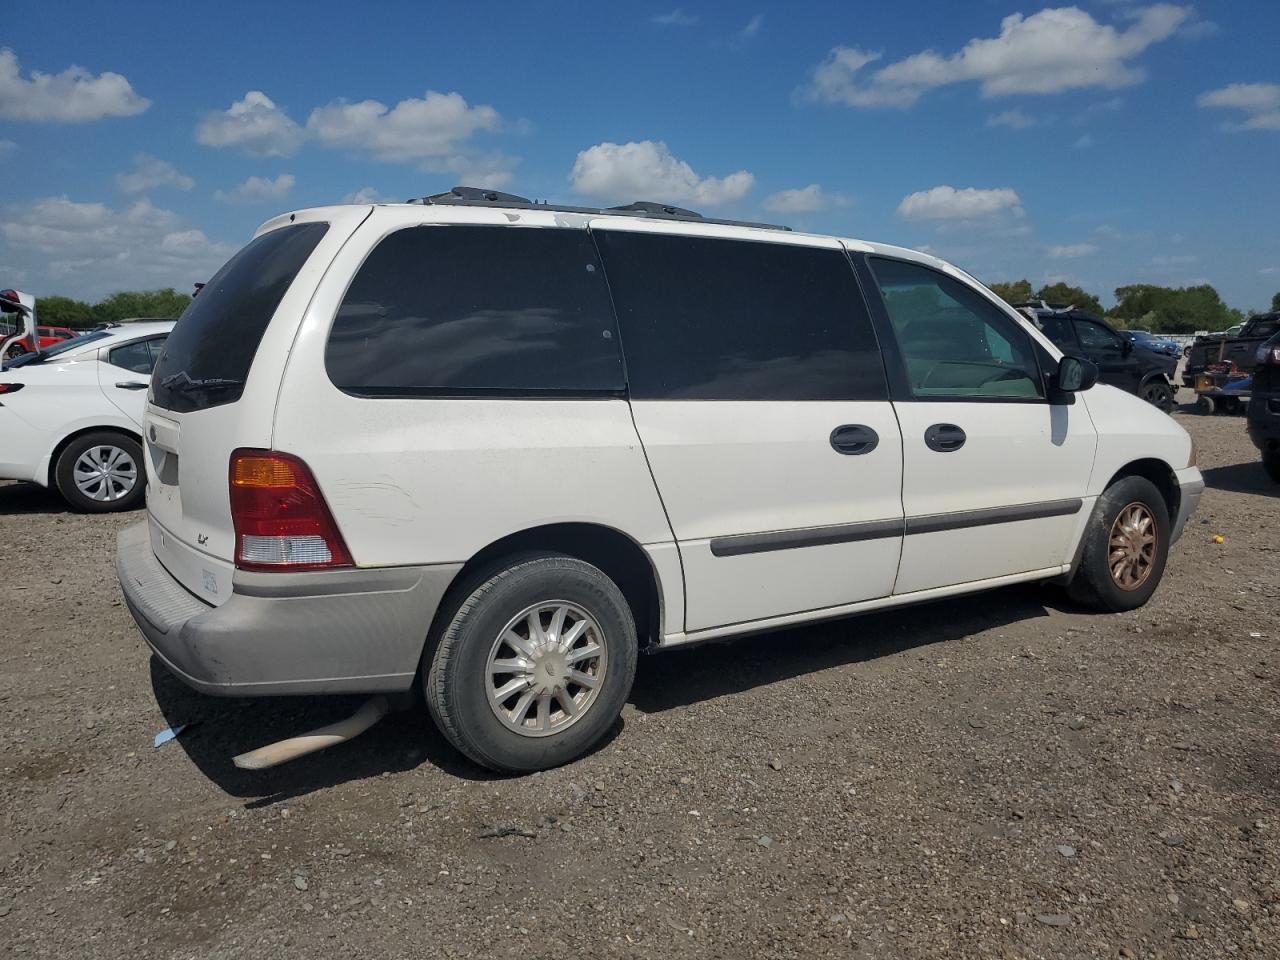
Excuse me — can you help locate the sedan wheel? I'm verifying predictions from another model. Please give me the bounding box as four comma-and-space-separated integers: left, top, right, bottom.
73, 445, 139, 503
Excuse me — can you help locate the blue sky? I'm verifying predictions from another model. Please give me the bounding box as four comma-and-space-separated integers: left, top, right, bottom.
2, 0, 1277, 311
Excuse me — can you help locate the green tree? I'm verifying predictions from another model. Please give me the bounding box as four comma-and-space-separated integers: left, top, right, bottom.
1112, 283, 1236, 334
986, 279, 1034, 306
35, 295, 94, 329
1271, 291, 1280, 312
1034, 282, 1105, 316
91, 288, 190, 325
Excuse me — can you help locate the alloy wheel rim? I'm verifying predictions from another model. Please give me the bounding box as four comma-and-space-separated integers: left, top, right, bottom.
1108, 502, 1157, 590
485, 601, 607, 738
72, 445, 138, 502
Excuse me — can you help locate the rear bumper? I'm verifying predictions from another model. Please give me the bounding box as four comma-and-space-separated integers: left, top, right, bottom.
1170, 466, 1204, 545
115, 521, 462, 697
1247, 396, 1280, 452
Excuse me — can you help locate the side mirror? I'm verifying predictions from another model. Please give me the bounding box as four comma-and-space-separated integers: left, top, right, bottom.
1120, 338, 1133, 356
1056, 355, 1099, 392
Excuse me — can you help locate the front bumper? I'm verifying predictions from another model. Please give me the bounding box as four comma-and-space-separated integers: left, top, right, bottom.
1170, 466, 1205, 545
115, 521, 462, 697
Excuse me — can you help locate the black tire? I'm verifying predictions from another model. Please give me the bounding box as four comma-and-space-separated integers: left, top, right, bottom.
1264, 450, 1280, 484
54, 431, 146, 513
1140, 378, 1174, 412
425, 553, 638, 773
5, 343, 25, 361
1196, 395, 1216, 415
1067, 476, 1171, 613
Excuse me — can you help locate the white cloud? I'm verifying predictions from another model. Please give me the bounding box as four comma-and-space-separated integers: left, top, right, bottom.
215, 173, 296, 205
652, 9, 697, 26
343, 186, 389, 203
736, 14, 764, 42
1151, 253, 1198, 266
0, 139, 13, 159
570, 140, 754, 207
802, 5, 1188, 108
0, 48, 149, 122
1259, 266, 1279, 276
1074, 133, 1095, 149
305, 91, 501, 167
987, 108, 1037, 129
762, 184, 848, 214
115, 154, 194, 194
897, 185, 1023, 221
0, 196, 236, 300
1047, 243, 1098, 258
1198, 82, 1280, 131
197, 91, 306, 157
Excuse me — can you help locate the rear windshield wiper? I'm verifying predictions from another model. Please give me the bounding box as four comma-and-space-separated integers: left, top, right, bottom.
159, 372, 244, 392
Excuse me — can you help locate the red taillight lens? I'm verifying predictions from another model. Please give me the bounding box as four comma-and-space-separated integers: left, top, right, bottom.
0, 383, 24, 394
228, 449, 352, 572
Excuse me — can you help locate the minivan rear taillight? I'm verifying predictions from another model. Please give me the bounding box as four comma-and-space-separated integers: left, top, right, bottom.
229, 449, 352, 571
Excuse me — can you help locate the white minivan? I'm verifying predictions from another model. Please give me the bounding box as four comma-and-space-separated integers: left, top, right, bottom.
116, 189, 1203, 772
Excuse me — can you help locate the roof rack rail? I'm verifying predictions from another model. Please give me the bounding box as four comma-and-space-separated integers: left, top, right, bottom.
408, 185, 790, 231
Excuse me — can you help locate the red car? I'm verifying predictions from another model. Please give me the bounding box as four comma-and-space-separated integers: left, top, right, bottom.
2, 324, 76, 359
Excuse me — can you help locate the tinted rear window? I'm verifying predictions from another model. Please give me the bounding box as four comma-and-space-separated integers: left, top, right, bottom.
325, 225, 623, 396
151, 222, 328, 412
595, 231, 886, 401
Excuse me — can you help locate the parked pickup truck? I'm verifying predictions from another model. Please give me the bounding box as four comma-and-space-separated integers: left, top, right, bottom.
1184, 312, 1280, 387
1248, 331, 1280, 482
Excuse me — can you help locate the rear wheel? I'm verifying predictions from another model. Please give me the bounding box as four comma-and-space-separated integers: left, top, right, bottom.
1140, 378, 1174, 412
1067, 475, 1171, 613
1264, 450, 1280, 484
425, 554, 637, 773
5, 343, 25, 361
54, 431, 145, 512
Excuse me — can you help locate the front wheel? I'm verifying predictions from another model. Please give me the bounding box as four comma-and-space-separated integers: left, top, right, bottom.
54, 431, 145, 512
1140, 379, 1174, 412
1067, 476, 1171, 612
425, 554, 637, 773
5, 343, 25, 361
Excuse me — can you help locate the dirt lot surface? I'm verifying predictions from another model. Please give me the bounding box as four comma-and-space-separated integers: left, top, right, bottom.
2, 401, 1277, 960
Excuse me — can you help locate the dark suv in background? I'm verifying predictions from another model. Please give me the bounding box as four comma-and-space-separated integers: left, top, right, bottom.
1248, 331, 1280, 483
1019, 303, 1178, 411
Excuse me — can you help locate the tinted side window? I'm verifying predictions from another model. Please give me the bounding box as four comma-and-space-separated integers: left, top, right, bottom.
107, 339, 155, 374
1253, 319, 1279, 338
1034, 315, 1077, 351
152, 222, 328, 412
595, 232, 886, 401
869, 258, 1043, 400
327, 226, 623, 396
1076, 320, 1123, 353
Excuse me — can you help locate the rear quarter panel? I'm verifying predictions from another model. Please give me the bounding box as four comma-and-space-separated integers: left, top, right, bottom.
270, 207, 677, 566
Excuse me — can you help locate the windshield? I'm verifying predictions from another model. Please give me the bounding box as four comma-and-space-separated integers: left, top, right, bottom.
151, 222, 328, 413
1, 330, 110, 368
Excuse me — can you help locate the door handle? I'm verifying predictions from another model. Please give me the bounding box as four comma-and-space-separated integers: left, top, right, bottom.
115, 381, 148, 390
829, 424, 879, 456
924, 423, 966, 452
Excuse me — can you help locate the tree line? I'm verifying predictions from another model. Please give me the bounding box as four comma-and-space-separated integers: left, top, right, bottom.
986, 280, 1280, 334
32, 289, 191, 329
27, 282, 1280, 337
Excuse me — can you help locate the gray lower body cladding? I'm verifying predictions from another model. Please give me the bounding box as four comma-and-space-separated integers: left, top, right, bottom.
115, 521, 462, 696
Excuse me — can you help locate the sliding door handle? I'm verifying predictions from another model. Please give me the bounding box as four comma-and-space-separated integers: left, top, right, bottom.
924, 423, 966, 452
830, 424, 879, 455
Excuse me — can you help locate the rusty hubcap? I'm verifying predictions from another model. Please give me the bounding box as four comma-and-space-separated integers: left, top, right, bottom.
1108, 502, 1157, 590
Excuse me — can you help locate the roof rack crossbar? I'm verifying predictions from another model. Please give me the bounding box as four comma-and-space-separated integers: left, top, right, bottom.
408, 185, 790, 231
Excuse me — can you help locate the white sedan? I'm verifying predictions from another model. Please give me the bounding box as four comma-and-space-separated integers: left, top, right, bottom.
0, 320, 175, 511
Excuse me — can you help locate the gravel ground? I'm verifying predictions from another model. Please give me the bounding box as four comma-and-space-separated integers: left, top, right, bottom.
2, 399, 1277, 960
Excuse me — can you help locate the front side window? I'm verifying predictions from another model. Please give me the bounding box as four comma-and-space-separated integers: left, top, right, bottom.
869, 258, 1042, 399
1075, 319, 1124, 354
326, 226, 623, 396
594, 231, 886, 401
